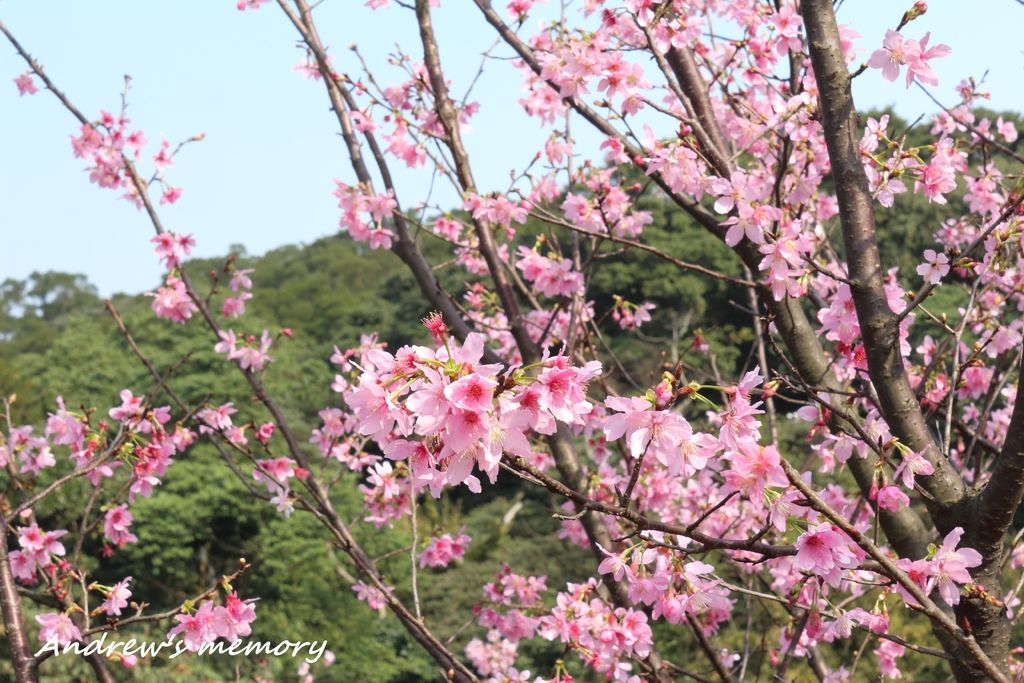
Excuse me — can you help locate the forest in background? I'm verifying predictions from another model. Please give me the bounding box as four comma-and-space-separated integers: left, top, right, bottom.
0, 109, 1018, 681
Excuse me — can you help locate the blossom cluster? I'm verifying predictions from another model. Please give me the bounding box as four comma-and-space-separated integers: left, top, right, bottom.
167, 593, 258, 651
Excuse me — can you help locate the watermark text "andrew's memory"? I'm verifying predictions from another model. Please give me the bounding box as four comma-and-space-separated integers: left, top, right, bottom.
36, 634, 329, 664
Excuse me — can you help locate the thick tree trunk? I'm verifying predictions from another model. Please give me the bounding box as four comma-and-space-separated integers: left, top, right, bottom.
0, 521, 37, 683
799, 0, 1011, 678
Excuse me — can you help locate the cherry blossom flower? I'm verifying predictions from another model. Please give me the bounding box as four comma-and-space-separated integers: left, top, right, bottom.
418, 532, 471, 568
794, 522, 858, 575
168, 602, 217, 651
222, 292, 252, 318
14, 73, 38, 96
875, 485, 910, 512
229, 268, 255, 292
236, 0, 270, 10
933, 527, 982, 605
104, 505, 139, 548
916, 249, 950, 284
36, 612, 82, 646
149, 276, 197, 323
100, 577, 133, 616
868, 30, 950, 88
212, 593, 257, 642
603, 396, 693, 476
109, 390, 145, 423
352, 581, 391, 613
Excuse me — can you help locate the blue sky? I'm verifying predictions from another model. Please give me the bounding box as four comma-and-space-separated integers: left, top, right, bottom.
2, 0, 1022, 297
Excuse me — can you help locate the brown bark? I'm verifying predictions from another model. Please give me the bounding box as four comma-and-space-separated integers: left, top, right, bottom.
977, 354, 1024, 550
800, 0, 965, 515
800, 1, 1008, 678
0, 519, 37, 683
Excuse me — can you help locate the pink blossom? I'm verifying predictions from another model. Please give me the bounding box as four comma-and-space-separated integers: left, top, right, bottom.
109, 389, 145, 422
255, 422, 275, 444
46, 397, 84, 446
710, 170, 760, 216
597, 545, 631, 583
418, 532, 471, 568
996, 117, 1018, 143
933, 527, 982, 605
352, 581, 390, 613
876, 639, 906, 679
603, 396, 693, 476
914, 139, 959, 204
905, 32, 951, 87
100, 577, 133, 616
868, 30, 950, 88
893, 449, 935, 489
149, 276, 197, 323
212, 593, 257, 642
150, 232, 194, 269
233, 331, 274, 371
229, 268, 255, 292
104, 505, 138, 548
794, 522, 858, 575
222, 292, 252, 318
14, 73, 38, 96
168, 602, 217, 652
916, 249, 950, 284
875, 485, 910, 512
160, 186, 183, 205
771, 6, 803, 55
516, 247, 584, 299
15, 524, 67, 575
198, 402, 237, 432
723, 442, 786, 499
536, 356, 601, 425
869, 30, 911, 83
445, 373, 497, 413
214, 329, 238, 357
36, 612, 82, 646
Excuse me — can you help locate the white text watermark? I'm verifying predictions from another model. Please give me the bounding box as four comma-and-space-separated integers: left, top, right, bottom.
36, 634, 329, 664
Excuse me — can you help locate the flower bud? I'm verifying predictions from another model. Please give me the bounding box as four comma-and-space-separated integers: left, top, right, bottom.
422, 311, 448, 344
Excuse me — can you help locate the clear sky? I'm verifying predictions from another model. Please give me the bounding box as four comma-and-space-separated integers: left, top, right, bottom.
2, 1, 1022, 297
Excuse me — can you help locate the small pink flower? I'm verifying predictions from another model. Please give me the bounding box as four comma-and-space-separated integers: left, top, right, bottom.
794, 522, 858, 574
222, 292, 252, 319
997, 117, 1018, 143
36, 612, 82, 646
255, 422, 275, 444
229, 268, 255, 292
14, 73, 38, 96
868, 30, 950, 88
353, 581, 390, 613
160, 187, 183, 205
212, 593, 257, 642
893, 448, 935, 489
418, 533, 472, 568
104, 505, 138, 548
933, 527, 982, 605
444, 374, 497, 413
875, 485, 910, 512
168, 602, 217, 651
109, 390, 145, 422
101, 577, 133, 616
422, 311, 448, 343
916, 249, 950, 284
149, 276, 197, 323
